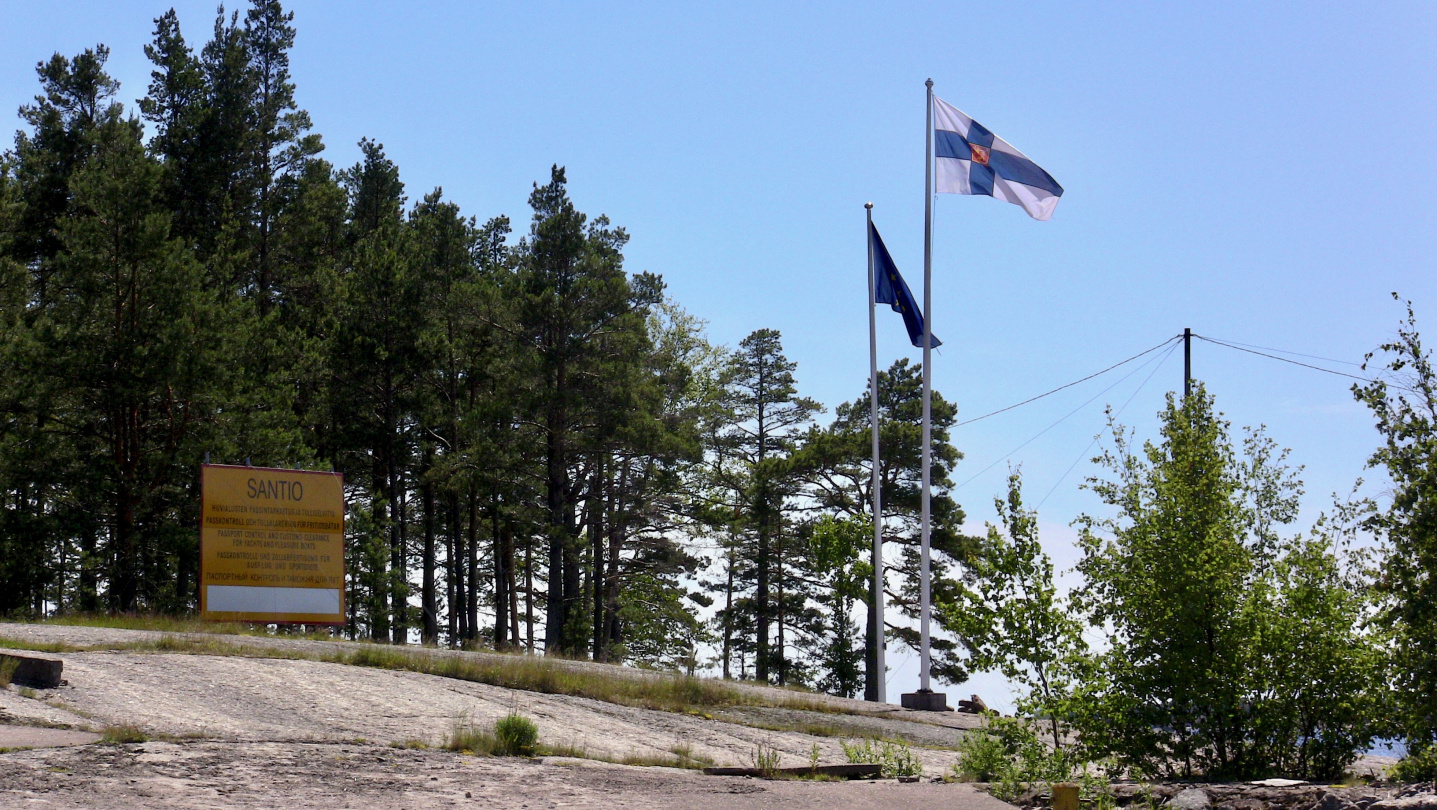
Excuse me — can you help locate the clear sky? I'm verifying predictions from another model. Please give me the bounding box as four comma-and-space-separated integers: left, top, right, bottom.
5, 2, 1436, 708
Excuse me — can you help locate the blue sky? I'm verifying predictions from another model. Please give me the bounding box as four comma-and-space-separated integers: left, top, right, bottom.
5, 2, 1436, 707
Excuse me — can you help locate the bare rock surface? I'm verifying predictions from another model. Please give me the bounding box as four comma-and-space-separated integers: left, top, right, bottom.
0, 740, 1019, 810
0, 726, 99, 749
0, 623, 1009, 807
0, 621, 985, 730
0, 686, 95, 730
1371, 796, 1437, 810
1171, 788, 1214, 810
1, 647, 979, 772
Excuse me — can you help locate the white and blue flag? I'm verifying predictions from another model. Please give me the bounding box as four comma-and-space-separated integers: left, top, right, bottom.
933, 96, 1063, 221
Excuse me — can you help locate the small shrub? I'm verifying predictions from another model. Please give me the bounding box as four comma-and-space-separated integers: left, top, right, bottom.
1391, 745, 1437, 782
0, 657, 18, 688
954, 715, 1072, 786
1080, 770, 1118, 810
840, 737, 922, 778
100, 724, 148, 744
494, 712, 538, 757
954, 727, 1010, 782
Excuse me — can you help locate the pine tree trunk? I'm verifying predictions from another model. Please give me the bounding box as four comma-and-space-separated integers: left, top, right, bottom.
524, 535, 535, 652
445, 491, 458, 645
590, 460, 605, 661
466, 486, 479, 644
722, 545, 734, 680
493, 484, 507, 649
420, 466, 437, 645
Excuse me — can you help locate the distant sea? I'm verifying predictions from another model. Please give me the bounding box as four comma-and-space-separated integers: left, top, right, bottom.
1369, 739, 1406, 757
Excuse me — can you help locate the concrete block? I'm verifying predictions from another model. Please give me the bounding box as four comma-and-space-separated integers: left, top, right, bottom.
900, 690, 950, 712
0, 651, 64, 689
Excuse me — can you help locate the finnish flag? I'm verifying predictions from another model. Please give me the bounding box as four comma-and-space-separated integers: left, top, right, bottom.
934, 96, 1063, 221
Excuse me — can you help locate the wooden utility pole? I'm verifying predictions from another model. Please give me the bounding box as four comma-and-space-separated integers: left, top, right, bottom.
1184, 328, 1192, 398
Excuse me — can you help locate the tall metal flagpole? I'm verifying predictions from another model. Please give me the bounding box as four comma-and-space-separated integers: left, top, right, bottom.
865, 202, 886, 704
919, 78, 935, 696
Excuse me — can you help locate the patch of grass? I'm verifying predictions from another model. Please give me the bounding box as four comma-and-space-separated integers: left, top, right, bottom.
444, 717, 497, 755
389, 738, 429, 750
0, 746, 34, 754
99, 724, 148, 744
540, 740, 589, 758
0, 637, 81, 654
494, 712, 538, 757
738, 718, 849, 738
15, 686, 38, 699
329, 643, 751, 714
615, 743, 714, 770
34, 614, 338, 640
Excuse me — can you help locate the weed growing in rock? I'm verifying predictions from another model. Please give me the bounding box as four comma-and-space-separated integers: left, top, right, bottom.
751, 742, 782, 777
840, 737, 922, 778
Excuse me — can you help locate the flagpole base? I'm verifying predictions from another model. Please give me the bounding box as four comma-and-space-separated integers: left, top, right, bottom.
900, 689, 951, 712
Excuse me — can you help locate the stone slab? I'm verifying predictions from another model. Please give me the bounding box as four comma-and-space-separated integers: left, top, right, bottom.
0, 726, 99, 750
702, 763, 883, 779
0, 652, 63, 689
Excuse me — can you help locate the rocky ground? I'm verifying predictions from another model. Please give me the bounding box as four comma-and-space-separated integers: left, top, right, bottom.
0, 623, 994, 808
0, 623, 1424, 810
0, 739, 1025, 810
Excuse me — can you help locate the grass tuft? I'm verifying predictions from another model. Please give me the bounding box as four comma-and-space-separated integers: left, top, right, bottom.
443, 716, 497, 755
100, 724, 148, 744
389, 738, 429, 750
0, 657, 18, 688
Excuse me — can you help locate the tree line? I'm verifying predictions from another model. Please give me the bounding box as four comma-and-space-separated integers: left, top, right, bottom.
3, 1, 1437, 783
0, 1, 970, 699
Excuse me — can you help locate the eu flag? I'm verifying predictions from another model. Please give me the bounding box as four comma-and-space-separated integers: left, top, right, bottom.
870, 222, 939, 349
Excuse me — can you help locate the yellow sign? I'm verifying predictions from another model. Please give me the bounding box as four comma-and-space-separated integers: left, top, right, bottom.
200, 464, 346, 624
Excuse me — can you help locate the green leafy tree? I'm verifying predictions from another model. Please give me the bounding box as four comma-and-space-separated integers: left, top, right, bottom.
1247, 523, 1381, 780
1353, 296, 1437, 778
955, 470, 1087, 752
42, 113, 220, 611
1075, 386, 1303, 778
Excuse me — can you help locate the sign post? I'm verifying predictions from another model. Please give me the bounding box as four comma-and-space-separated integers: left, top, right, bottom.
200, 464, 346, 625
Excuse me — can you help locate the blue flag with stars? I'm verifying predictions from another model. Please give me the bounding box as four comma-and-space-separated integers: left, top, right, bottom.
870, 221, 939, 349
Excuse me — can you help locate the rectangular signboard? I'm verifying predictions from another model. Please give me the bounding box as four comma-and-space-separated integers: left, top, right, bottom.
200, 464, 346, 624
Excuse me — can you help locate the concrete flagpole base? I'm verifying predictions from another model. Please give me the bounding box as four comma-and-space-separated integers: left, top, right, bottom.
900, 690, 951, 712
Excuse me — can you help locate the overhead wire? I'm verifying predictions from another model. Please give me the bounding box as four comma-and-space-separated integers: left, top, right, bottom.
1193, 334, 1416, 393
955, 335, 1181, 427
954, 336, 1181, 492
1035, 340, 1181, 509
1191, 335, 1362, 367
